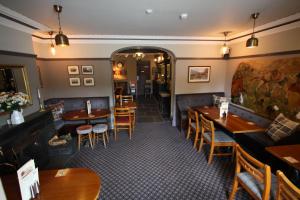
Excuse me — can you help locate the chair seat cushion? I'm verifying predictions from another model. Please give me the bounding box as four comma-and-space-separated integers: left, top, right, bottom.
93, 124, 108, 133
115, 116, 130, 123
76, 125, 93, 134
203, 131, 235, 143
237, 171, 277, 200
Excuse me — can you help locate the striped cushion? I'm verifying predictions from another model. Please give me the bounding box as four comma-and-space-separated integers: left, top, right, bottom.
203, 131, 235, 143
266, 113, 299, 142
237, 171, 277, 200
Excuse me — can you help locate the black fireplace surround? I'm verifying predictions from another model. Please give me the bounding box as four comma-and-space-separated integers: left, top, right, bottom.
0, 110, 56, 170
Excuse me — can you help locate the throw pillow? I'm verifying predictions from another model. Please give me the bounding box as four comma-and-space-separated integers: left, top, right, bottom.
266, 113, 299, 142
47, 102, 64, 121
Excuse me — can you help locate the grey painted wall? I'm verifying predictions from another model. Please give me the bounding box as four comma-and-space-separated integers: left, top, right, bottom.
0, 54, 41, 125
36, 59, 114, 107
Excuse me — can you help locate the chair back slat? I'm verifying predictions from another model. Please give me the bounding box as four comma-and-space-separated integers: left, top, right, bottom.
200, 115, 215, 141
276, 170, 300, 200
235, 145, 271, 200
114, 107, 130, 117
121, 95, 133, 103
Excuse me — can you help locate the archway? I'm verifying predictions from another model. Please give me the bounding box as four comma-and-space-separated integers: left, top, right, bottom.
110, 46, 176, 125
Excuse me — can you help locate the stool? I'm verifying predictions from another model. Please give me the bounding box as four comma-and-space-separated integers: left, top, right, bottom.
93, 124, 109, 148
76, 125, 93, 150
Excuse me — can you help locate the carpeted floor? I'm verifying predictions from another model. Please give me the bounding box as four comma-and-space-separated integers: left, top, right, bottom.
66, 122, 251, 200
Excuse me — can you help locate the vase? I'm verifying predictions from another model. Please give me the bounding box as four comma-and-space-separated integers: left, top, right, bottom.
11, 110, 24, 125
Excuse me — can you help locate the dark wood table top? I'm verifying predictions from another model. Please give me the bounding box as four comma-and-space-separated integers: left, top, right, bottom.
266, 144, 300, 171
1, 168, 101, 200
62, 109, 110, 121
193, 106, 266, 134
115, 102, 137, 109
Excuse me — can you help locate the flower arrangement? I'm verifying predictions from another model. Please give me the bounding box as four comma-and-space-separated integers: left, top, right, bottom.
0, 92, 29, 112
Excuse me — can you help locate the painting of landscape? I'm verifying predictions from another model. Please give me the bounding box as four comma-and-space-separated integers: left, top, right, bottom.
188, 66, 210, 82
231, 57, 300, 121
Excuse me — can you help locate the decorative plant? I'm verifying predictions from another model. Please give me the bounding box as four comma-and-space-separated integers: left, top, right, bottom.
0, 92, 29, 112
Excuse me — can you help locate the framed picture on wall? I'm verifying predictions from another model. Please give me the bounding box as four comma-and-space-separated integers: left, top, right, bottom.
188, 66, 211, 83
69, 77, 80, 86
68, 66, 79, 75
83, 77, 95, 86
81, 65, 94, 75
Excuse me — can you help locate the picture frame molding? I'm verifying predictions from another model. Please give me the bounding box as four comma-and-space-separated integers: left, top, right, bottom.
81, 65, 94, 75
188, 66, 211, 83
67, 65, 80, 75
69, 77, 81, 86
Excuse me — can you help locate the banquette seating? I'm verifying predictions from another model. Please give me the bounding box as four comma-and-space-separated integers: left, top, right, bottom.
176, 92, 225, 132
44, 97, 110, 131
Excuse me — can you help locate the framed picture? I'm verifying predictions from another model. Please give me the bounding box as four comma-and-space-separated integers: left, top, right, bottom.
81, 65, 94, 75
83, 77, 95, 86
68, 66, 79, 75
69, 77, 80, 86
188, 66, 211, 83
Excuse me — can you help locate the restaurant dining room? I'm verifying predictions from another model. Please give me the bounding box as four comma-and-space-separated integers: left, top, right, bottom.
0, 0, 300, 199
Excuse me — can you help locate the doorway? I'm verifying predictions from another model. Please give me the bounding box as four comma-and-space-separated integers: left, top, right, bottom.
111, 47, 175, 123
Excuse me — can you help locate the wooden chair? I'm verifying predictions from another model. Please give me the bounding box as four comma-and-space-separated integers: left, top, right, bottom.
276, 170, 300, 200
186, 108, 200, 148
120, 95, 136, 129
114, 107, 132, 140
198, 114, 236, 164
229, 144, 273, 200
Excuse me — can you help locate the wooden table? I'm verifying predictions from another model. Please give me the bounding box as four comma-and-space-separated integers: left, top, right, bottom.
115, 102, 137, 109
266, 144, 300, 171
193, 106, 265, 134
1, 168, 101, 200
63, 109, 110, 123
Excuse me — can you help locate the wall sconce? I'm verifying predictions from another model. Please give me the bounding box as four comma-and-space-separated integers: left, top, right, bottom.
220, 31, 230, 59
49, 31, 56, 56
246, 12, 259, 48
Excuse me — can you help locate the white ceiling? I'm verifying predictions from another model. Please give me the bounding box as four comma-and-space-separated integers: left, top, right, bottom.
0, 0, 300, 37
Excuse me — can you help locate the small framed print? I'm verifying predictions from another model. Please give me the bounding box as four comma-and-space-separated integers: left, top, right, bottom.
69, 77, 80, 86
84, 77, 95, 86
81, 65, 94, 75
188, 66, 211, 83
68, 66, 79, 75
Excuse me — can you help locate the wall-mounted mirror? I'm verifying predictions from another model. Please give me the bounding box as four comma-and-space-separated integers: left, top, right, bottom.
0, 65, 32, 103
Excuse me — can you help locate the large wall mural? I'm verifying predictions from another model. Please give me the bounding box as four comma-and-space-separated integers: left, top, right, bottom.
231, 57, 300, 122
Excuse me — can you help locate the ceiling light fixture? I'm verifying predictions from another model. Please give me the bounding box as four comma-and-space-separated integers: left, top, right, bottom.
246, 12, 259, 48
53, 5, 69, 47
49, 31, 56, 56
145, 9, 153, 15
133, 51, 145, 60
220, 31, 230, 59
179, 13, 188, 20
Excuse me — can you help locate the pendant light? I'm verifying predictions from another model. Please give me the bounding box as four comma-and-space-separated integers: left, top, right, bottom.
49, 31, 56, 55
53, 5, 69, 46
133, 51, 145, 60
220, 31, 230, 58
246, 12, 259, 48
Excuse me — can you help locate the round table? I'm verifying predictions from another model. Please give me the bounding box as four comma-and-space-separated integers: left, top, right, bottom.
2, 168, 101, 200
62, 109, 110, 123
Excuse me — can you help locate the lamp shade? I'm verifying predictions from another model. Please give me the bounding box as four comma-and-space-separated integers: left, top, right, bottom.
55, 32, 69, 46
246, 35, 258, 48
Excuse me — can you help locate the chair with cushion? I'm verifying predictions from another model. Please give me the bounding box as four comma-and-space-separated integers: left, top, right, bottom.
114, 107, 132, 140
93, 124, 109, 148
186, 108, 200, 148
198, 114, 236, 164
276, 170, 300, 200
120, 95, 136, 129
76, 125, 93, 150
229, 145, 277, 200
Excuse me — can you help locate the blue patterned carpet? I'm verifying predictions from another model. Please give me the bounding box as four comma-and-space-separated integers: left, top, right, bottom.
66, 122, 250, 199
